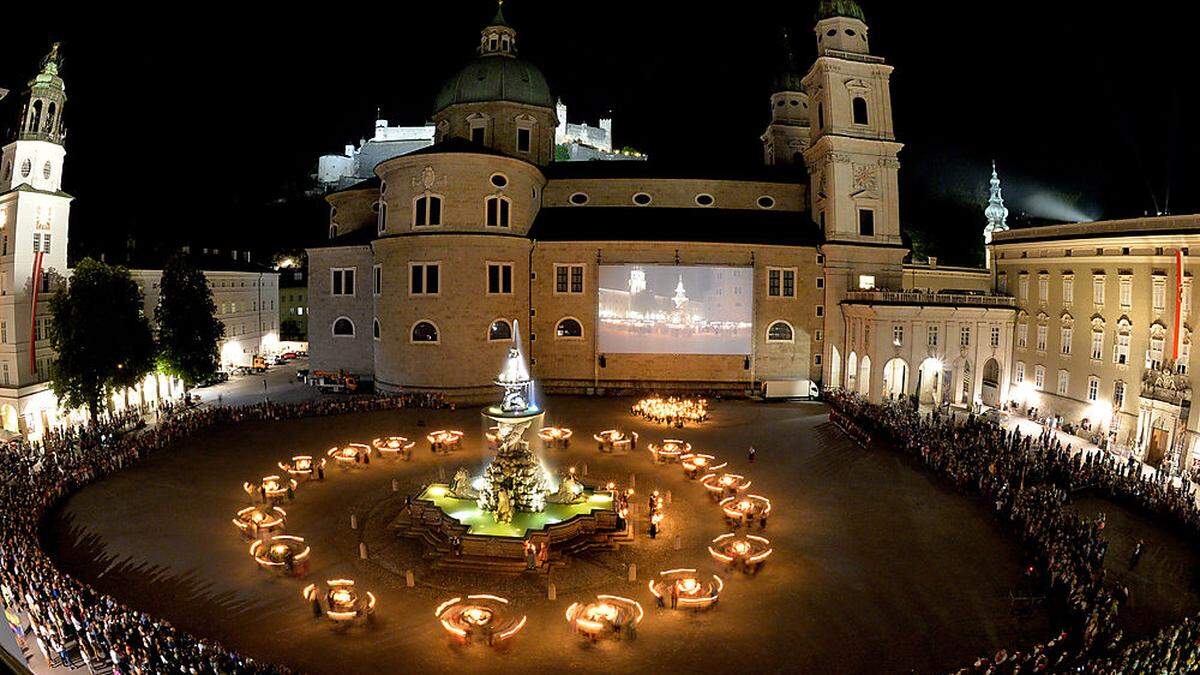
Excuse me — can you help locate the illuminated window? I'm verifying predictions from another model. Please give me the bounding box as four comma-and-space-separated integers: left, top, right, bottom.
768, 268, 796, 298
1114, 331, 1130, 364
1093, 275, 1105, 305
858, 275, 875, 290
892, 324, 903, 346
1056, 370, 1069, 395
1087, 376, 1099, 402
767, 321, 794, 343
1091, 331, 1104, 360
1014, 361, 1024, 383
554, 264, 585, 294
990, 326, 1001, 347
1153, 276, 1166, 311
411, 321, 439, 343
1034, 365, 1045, 390
1060, 327, 1072, 355
488, 319, 512, 342
960, 326, 971, 347
928, 325, 938, 347
555, 318, 583, 339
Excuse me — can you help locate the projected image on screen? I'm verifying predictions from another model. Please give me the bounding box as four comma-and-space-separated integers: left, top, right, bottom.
598, 265, 753, 355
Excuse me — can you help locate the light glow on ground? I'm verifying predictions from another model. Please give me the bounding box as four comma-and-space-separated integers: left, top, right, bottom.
418, 483, 612, 537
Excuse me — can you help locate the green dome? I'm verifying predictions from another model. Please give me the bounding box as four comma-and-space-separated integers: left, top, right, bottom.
433, 55, 554, 114
816, 0, 866, 22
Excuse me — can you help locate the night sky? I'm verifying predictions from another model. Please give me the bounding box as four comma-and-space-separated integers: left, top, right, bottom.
0, 2, 1193, 267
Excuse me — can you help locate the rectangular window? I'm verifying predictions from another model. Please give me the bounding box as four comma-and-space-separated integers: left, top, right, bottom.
1119, 277, 1133, 308
487, 262, 513, 295
1060, 327, 1072, 355
554, 264, 584, 294
815, 277, 824, 289
1184, 280, 1193, 321
414, 195, 442, 226
1087, 377, 1099, 402
815, 329, 824, 341
998, 274, 1008, 293
858, 275, 876, 290
960, 325, 971, 347
928, 325, 939, 347
373, 265, 382, 296
1034, 365, 1045, 390
1091, 331, 1104, 360
1114, 332, 1130, 365
1153, 277, 1166, 311
517, 127, 531, 153
816, 305, 824, 318
1, 363, 7, 385
486, 197, 511, 227
331, 268, 355, 296
1062, 277, 1073, 304
767, 268, 796, 298
1093, 276, 1105, 305
1038, 276, 1048, 303
1148, 336, 1165, 370
1036, 325, 1047, 352
1017, 324, 1027, 348
1057, 370, 1070, 395
1015, 361, 1025, 383
990, 326, 1000, 347
892, 325, 903, 346
858, 209, 875, 237
1113, 381, 1126, 409
470, 125, 485, 145
410, 263, 440, 295
1019, 275, 1029, 300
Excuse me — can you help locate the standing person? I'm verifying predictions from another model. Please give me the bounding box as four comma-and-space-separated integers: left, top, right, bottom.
669, 583, 678, 610
748, 445, 757, 463
1129, 540, 1145, 570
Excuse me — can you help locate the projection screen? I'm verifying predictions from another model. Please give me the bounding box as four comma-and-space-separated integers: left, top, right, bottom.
597, 264, 753, 355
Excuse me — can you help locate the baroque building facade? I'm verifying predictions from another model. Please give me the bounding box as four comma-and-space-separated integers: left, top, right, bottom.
0, 46, 279, 438
308, 2, 1199, 470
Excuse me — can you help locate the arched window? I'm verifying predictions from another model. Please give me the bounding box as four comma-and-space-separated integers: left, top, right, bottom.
46, 102, 56, 134
377, 200, 387, 233
852, 97, 869, 125
555, 317, 583, 339
488, 319, 512, 342
413, 194, 443, 226
30, 100, 42, 133
411, 320, 439, 343
767, 321, 794, 343
485, 195, 511, 227
328, 224, 338, 239
373, 318, 381, 340
332, 317, 355, 337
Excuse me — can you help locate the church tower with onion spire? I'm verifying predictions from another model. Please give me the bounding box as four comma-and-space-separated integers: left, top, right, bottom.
761, 29, 811, 167
983, 161, 1009, 270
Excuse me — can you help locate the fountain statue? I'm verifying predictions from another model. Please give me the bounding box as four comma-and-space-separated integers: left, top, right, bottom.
448, 467, 477, 499
477, 321, 550, 514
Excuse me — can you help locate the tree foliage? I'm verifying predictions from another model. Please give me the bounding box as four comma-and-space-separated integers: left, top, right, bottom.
48, 258, 156, 417
155, 254, 224, 386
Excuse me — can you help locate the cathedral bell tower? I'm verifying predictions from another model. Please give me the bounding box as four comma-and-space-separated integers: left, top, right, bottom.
983, 161, 1009, 270
0, 42, 73, 404
761, 29, 811, 167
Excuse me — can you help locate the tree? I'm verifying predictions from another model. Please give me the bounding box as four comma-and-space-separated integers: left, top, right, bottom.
49, 258, 156, 419
155, 253, 224, 389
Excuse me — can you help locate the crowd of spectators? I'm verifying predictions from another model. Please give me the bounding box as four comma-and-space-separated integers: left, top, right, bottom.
0, 392, 445, 673
827, 390, 1200, 674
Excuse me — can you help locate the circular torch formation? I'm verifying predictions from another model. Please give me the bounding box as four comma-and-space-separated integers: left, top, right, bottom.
426, 429, 464, 452
708, 533, 773, 572
680, 453, 726, 478
648, 568, 724, 610
537, 426, 573, 448
648, 439, 691, 463
326, 443, 371, 465
701, 472, 752, 496
278, 455, 325, 479
435, 594, 527, 645
631, 396, 709, 426
565, 595, 644, 640
371, 436, 415, 460
250, 535, 310, 574
593, 429, 633, 452
303, 579, 376, 624
232, 505, 286, 537
245, 475, 297, 503
720, 494, 772, 525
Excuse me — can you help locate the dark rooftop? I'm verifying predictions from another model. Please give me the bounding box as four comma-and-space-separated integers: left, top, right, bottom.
544, 160, 806, 184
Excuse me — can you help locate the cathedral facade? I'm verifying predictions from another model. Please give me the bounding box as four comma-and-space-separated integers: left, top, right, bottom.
308, 2, 1200, 470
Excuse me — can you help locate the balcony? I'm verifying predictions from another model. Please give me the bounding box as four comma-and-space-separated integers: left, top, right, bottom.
1140, 383, 1189, 406
842, 290, 1018, 309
